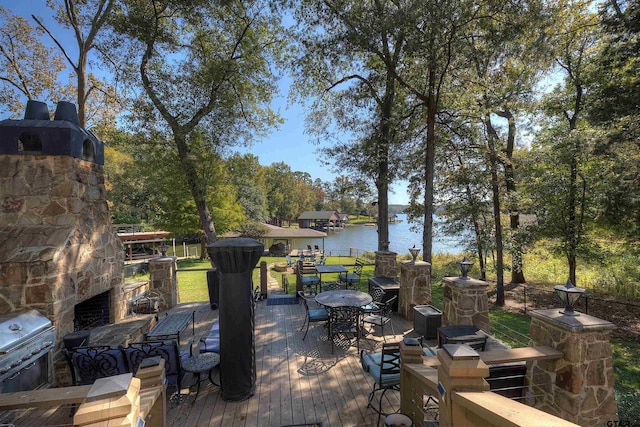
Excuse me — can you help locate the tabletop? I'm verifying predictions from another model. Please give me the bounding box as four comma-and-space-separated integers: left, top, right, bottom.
315, 289, 373, 308
315, 265, 348, 274
146, 311, 194, 341
182, 352, 220, 374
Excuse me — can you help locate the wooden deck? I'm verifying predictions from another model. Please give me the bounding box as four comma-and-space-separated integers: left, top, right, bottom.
0, 298, 422, 427
166, 300, 416, 427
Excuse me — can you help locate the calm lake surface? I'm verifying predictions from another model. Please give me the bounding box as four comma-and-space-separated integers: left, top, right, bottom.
295, 214, 463, 256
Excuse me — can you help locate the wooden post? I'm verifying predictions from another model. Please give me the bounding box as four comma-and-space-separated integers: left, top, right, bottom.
437, 344, 489, 427
73, 359, 167, 427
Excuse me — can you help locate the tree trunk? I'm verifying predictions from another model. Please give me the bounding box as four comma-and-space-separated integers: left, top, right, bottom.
173, 132, 218, 247
473, 219, 486, 281
376, 69, 396, 252
485, 113, 505, 306
422, 68, 437, 263
499, 110, 525, 284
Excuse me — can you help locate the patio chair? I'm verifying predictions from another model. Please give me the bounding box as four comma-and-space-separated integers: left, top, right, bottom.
322, 281, 346, 292
339, 259, 364, 287
362, 295, 397, 341
328, 305, 361, 353
360, 341, 402, 425
63, 345, 129, 386
362, 286, 386, 313
297, 290, 329, 340
296, 260, 320, 294
122, 339, 189, 399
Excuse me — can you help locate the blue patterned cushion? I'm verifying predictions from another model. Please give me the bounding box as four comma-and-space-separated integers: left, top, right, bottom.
123, 340, 184, 391
66, 346, 129, 386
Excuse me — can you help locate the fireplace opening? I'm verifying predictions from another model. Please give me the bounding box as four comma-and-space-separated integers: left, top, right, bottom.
74, 291, 110, 330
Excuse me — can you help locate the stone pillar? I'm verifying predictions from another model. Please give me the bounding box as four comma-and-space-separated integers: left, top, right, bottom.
374, 250, 398, 278
149, 255, 178, 309
437, 344, 489, 427
399, 260, 431, 320
441, 276, 490, 332
528, 309, 618, 426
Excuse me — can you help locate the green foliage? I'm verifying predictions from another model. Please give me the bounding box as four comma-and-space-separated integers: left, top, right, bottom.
0, 6, 67, 117
612, 339, 640, 421
236, 221, 270, 239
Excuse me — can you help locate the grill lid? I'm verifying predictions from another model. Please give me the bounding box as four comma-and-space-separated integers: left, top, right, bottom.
0, 309, 53, 353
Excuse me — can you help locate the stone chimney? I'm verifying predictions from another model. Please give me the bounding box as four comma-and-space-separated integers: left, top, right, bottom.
0, 101, 124, 351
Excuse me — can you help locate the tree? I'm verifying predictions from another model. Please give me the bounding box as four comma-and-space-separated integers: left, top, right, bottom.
227, 153, 269, 223
0, 6, 66, 117
528, 0, 600, 285
110, 0, 284, 248
586, 0, 640, 240
292, 0, 412, 252
386, 0, 489, 263
32, 0, 118, 127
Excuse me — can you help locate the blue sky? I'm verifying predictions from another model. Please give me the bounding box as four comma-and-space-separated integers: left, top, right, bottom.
1, 0, 412, 204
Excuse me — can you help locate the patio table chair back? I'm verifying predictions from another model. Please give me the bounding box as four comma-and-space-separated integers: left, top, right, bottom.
360, 341, 402, 425
328, 305, 361, 353
362, 295, 397, 340
339, 259, 364, 287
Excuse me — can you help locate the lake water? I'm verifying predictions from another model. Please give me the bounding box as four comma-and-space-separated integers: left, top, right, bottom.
295, 213, 464, 256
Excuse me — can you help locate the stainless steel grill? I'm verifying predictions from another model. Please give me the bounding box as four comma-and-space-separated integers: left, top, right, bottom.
0, 309, 55, 393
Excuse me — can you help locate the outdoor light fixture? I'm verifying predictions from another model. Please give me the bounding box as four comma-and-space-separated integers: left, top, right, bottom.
458, 256, 473, 278
159, 242, 169, 257
409, 245, 420, 262
554, 279, 585, 316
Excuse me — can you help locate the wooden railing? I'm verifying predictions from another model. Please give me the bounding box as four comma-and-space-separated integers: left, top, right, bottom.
0, 358, 167, 427
400, 343, 575, 427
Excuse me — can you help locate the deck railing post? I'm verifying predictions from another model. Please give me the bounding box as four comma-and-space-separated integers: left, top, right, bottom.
437, 344, 489, 427
528, 309, 618, 426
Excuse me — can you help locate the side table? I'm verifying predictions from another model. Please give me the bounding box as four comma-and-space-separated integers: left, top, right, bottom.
182, 352, 220, 401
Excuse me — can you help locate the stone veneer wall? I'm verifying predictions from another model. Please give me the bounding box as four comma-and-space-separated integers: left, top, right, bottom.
528, 309, 618, 426
441, 276, 490, 332
0, 155, 124, 352
374, 250, 398, 278
149, 256, 178, 309
398, 260, 431, 320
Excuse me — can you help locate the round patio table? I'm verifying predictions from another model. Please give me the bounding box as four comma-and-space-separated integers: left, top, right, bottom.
315, 289, 373, 308
182, 352, 220, 400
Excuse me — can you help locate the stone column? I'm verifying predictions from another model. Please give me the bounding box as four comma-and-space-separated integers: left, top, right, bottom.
399, 260, 431, 320
149, 255, 178, 309
441, 276, 490, 332
437, 344, 489, 427
528, 309, 618, 426
374, 250, 398, 278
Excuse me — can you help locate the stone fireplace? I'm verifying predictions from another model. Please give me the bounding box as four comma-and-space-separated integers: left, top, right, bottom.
0, 101, 126, 378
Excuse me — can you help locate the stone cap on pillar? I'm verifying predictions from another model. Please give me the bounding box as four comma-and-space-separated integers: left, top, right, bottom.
207, 237, 264, 274
443, 276, 488, 288
443, 344, 480, 360
529, 308, 616, 333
